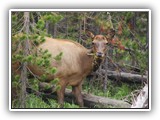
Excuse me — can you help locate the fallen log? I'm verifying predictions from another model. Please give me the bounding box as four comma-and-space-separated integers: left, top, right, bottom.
99, 70, 147, 83
81, 91, 131, 108
26, 88, 131, 108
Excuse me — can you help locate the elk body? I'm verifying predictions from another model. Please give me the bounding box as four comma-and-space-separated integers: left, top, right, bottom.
12, 31, 115, 107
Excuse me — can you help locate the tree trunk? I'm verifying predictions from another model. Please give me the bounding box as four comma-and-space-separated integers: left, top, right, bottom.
103, 54, 108, 93
65, 15, 68, 38
45, 21, 49, 34
19, 12, 30, 108
78, 19, 82, 44
53, 24, 57, 38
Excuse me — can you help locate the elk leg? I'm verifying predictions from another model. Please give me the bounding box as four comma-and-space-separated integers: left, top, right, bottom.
72, 83, 84, 107
56, 83, 66, 108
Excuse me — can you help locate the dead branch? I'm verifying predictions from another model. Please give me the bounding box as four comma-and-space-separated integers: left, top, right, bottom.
131, 84, 148, 108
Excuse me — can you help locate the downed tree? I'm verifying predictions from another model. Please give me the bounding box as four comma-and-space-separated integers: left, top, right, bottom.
81, 90, 131, 108
27, 88, 131, 108
99, 70, 147, 83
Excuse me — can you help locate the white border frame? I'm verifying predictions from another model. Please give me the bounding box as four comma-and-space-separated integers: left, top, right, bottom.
9, 9, 151, 111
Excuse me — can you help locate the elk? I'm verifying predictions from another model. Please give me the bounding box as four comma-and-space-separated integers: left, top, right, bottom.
12, 30, 115, 107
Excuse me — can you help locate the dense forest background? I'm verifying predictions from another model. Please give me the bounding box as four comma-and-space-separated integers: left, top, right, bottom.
11, 11, 149, 108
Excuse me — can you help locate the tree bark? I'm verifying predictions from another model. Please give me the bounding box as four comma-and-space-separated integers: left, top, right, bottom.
45, 21, 49, 34
78, 19, 82, 44
19, 12, 30, 108
103, 54, 108, 93
53, 24, 57, 38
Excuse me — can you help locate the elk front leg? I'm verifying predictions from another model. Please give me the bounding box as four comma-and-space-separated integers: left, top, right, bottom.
56, 83, 66, 108
72, 82, 84, 107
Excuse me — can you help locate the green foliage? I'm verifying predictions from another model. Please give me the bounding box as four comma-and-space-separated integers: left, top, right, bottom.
19, 34, 28, 41
44, 84, 52, 90
36, 19, 45, 30
43, 13, 63, 24
110, 83, 131, 99
55, 85, 61, 91
28, 78, 39, 91
14, 75, 20, 81
51, 78, 59, 84
50, 67, 57, 74
63, 102, 79, 108
54, 52, 63, 61
14, 54, 23, 60
125, 12, 134, 21
12, 14, 17, 21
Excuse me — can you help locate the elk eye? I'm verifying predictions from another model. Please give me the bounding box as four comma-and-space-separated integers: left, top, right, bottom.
92, 42, 95, 45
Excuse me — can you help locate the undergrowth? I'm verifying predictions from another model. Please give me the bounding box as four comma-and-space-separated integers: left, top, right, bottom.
12, 94, 79, 108
12, 79, 140, 108
83, 79, 141, 103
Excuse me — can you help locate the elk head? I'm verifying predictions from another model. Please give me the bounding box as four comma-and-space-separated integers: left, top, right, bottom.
88, 31, 111, 58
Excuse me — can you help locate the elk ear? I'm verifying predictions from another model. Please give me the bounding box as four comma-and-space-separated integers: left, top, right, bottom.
110, 29, 115, 38
87, 31, 95, 39
105, 40, 108, 44
106, 29, 115, 39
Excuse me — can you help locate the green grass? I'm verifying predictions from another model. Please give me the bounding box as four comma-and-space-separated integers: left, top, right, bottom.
83, 79, 140, 102
12, 94, 79, 108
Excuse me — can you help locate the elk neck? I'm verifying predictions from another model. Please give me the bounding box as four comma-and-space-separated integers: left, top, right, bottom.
87, 50, 104, 72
